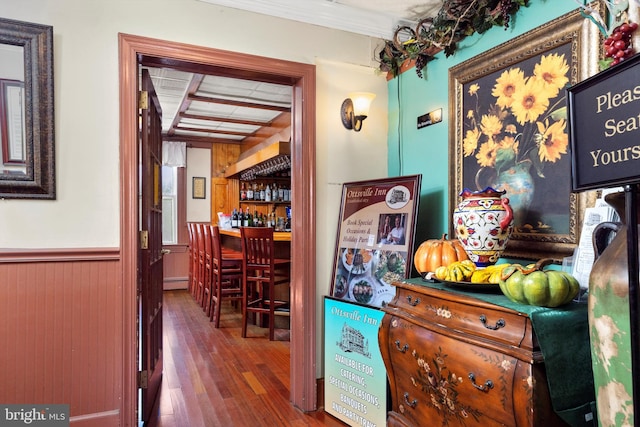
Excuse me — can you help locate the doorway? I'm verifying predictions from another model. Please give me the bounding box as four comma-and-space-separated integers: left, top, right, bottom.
119, 33, 318, 425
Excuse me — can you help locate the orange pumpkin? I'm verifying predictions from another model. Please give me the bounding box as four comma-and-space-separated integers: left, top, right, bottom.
413, 234, 469, 274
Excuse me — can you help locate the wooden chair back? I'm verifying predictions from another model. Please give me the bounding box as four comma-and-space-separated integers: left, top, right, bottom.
240, 227, 290, 340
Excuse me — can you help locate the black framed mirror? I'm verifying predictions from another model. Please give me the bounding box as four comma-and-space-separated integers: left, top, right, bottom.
0, 18, 54, 199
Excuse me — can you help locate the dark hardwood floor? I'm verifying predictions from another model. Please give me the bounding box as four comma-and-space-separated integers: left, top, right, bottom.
151, 290, 346, 427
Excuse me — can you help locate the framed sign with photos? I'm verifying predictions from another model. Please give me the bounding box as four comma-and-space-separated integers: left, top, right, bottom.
329, 175, 421, 308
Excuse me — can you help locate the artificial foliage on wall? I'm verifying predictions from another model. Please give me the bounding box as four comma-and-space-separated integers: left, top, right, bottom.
378, 0, 528, 78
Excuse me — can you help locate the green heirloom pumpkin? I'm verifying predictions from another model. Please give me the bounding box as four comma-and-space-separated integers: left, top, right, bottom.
498, 259, 580, 307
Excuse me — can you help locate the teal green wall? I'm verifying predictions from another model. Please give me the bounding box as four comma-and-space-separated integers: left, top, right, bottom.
388, 0, 581, 252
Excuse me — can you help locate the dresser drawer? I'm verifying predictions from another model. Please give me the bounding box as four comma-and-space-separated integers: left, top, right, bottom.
386, 315, 533, 427
390, 284, 537, 352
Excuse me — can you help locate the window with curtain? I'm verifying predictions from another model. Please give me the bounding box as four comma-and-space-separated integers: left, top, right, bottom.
162, 165, 178, 245
161, 141, 186, 245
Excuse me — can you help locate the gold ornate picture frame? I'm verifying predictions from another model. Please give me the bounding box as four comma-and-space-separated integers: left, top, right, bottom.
448, 4, 602, 261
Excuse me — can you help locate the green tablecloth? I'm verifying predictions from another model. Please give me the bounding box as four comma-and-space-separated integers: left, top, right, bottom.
403, 278, 596, 427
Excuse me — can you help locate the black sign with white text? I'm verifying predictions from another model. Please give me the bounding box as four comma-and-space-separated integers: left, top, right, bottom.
568, 53, 640, 191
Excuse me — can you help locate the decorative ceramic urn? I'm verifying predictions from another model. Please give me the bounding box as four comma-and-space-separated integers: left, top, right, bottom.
453, 187, 514, 268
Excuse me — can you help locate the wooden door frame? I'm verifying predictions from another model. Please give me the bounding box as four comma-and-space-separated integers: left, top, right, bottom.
118, 33, 317, 426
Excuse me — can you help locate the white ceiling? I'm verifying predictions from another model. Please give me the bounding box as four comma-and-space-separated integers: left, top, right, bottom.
146, 67, 291, 141
197, 0, 442, 39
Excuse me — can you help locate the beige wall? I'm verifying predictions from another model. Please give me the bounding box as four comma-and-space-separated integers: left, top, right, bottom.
0, 0, 387, 249
186, 147, 212, 223
0, 0, 388, 379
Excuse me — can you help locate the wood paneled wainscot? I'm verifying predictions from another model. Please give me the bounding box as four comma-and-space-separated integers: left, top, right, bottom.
379, 279, 575, 427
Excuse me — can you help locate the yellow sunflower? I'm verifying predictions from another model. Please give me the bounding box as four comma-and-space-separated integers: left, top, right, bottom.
463, 127, 481, 156
533, 53, 569, 98
491, 67, 525, 109
475, 140, 498, 168
468, 83, 480, 96
511, 78, 550, 125
479, 114, 503, 139
537, 119, 568, 163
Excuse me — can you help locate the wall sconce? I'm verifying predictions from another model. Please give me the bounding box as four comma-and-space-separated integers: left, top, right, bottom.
340, 92, 376, 132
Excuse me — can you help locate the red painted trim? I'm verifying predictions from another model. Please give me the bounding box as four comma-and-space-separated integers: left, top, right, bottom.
0, 248, 119, 263
119, 33, 318, 424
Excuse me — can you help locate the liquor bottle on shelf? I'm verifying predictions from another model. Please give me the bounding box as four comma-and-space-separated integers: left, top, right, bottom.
265, 183, 272, 202
231, 208, 238, 228
259, 183, 265, 201
283, 185, 290, 202
285, 210, 291, 231
238, 209, 244, 228
243, 207, 251, 227
253, 183, 260, 201
270, 211, 276, 228
278, 184, 285, 202
246, 183, 254, 201
240, 183, 247, 201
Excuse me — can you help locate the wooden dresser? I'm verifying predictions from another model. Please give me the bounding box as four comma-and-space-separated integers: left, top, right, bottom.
379, 279, 573, 427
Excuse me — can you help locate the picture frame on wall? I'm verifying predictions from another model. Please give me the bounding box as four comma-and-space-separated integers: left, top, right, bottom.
329, 175, 421, 308
448, 4, 602, 261
192, 176, 206, 199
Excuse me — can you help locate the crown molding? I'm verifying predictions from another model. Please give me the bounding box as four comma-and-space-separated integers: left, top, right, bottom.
197, 0, 414, 39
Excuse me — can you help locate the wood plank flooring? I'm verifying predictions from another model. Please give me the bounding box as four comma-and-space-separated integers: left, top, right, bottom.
150, 290, 347, 427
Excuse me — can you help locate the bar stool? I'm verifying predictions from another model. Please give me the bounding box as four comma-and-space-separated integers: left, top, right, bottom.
209, 225, 243, 327
240, 227, 290, 340
195, 223, 206, 304
188, 222, 202, 299
201, 224, 214, 313
187, 222, 195, 296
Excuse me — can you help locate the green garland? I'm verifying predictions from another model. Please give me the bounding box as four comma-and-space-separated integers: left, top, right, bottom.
378, 0, 528, 78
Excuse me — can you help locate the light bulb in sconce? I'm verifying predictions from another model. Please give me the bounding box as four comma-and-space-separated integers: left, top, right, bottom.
340, 92, 376, 132
429, 108, 442, 124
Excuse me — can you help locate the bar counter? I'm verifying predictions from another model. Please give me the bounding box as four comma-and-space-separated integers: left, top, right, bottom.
218, 227, 291, 241
218, 227, 291, 259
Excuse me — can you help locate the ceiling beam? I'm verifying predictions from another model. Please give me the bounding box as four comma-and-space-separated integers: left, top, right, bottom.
180, 112, 272, 127
138, 55, 296, 86
162, 134, 244, 144
167, 74, 204, 136
174, 126, 254, 137
188, 94, 290, 112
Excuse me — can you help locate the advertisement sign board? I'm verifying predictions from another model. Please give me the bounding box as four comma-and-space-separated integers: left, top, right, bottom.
324, 297, 387, 426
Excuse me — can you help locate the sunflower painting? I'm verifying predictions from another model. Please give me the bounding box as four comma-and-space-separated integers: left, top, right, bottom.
460, 43, 572, 237
449, 6, 600, 260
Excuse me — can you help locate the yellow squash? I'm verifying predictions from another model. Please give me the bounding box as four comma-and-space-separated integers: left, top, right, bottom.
435, 260, 476, 282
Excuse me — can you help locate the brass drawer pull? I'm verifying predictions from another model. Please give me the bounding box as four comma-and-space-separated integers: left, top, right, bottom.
406, 295, 421, 306
403, 392, 417, 408
479, 314, 505, 330
394, 340, 409, 353
468, 373, 494, 392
